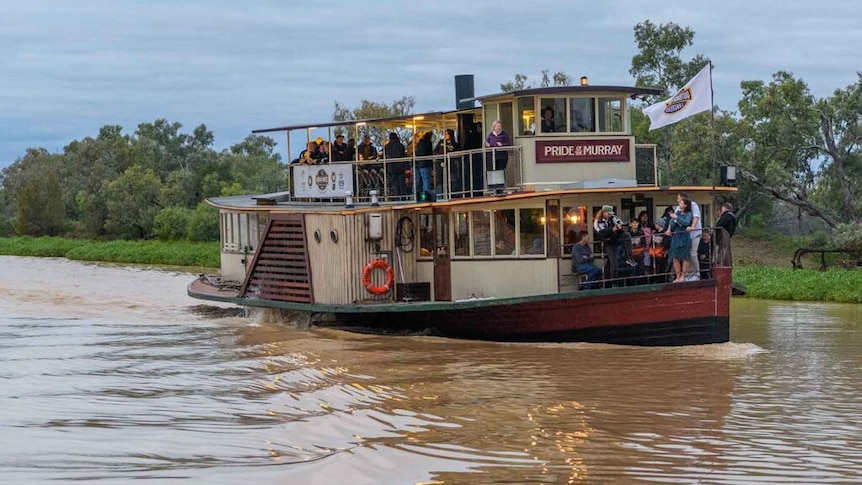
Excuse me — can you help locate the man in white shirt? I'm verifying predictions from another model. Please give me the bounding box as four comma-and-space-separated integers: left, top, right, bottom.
677, 192, 702, 280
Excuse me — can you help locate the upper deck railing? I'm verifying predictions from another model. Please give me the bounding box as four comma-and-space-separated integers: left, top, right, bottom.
287, 145, 524, 204
283, 142, 659, 205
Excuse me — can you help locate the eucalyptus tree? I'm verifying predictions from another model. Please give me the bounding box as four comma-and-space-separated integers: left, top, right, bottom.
629, 20, 711, 184
332, 96, 416, 149
737, 71, 862, 228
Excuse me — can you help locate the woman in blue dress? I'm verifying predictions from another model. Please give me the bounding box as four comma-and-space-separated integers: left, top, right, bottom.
667, 196, 693, 282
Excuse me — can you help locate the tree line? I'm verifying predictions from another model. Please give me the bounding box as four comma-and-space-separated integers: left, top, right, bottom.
0, 121, 286, 240
2, 20, 860, 250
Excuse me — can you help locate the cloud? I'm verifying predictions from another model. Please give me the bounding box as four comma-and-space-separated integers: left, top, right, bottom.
1, 0, 860, 167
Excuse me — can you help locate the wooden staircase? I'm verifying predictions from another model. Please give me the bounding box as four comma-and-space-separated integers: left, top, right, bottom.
240, 214, 313, 303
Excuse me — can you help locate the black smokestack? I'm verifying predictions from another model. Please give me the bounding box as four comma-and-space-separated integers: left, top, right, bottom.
454, 74, 474, 110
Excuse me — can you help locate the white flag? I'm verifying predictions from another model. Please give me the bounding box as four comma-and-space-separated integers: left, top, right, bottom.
643, 64, 712, 131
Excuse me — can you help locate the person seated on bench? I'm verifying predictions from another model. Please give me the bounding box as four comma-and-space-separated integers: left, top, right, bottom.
572, 230, 603, 289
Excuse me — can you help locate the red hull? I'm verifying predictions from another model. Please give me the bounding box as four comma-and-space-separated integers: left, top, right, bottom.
338, 268, 732, 346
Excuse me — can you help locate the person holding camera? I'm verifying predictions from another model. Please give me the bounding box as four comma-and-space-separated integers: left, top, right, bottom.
593, 205, 637, 283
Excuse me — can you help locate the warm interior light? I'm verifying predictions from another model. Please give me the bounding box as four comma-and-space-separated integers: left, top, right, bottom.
580, 76, 588, 86
539, 216, 546, 225
412, 115, 425, 121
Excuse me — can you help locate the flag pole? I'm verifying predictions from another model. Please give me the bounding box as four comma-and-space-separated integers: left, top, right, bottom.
708, 61, 717, 200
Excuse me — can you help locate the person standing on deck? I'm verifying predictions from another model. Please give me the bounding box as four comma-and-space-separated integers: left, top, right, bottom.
593, 205, 637, 283
357, 134, 378, 161
485, 120, 510, 171
331, 134, 351, 162
668, 196, 694, 283
677, 192, 702, 281
384, 132, 407, 197
414, 131, 434, 200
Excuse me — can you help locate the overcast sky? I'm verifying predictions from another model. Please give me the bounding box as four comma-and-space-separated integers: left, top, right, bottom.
2, 0, 860, 168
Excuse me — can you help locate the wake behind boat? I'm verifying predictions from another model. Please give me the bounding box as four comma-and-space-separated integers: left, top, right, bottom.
188, 75, 735, 345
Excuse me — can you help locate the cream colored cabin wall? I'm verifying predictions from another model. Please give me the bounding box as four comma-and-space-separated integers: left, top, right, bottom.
220, 253, 247, 282
304, 211, 420, 305
450, 259, 557, 300
517, 137, 637, 186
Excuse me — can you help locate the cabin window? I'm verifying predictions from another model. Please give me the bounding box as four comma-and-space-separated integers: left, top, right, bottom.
454, 212, 469, 257
597, 97, 624, 132
569, 98, 595, 132
493, 209, 516, 256
419, 213, 434, 258
539, 98, 566, 133
451, 208, 547, 258
517, 97, 535, 135
562, 205, 588, 255
546, 200, 561, 258
519, 208, 546, 256
221, 212, 260, 253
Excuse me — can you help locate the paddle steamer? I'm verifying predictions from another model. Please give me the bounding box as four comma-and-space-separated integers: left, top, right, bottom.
188, 75, 734, 345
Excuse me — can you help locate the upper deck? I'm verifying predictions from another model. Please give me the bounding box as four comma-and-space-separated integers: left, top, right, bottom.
246, 81, 665, 208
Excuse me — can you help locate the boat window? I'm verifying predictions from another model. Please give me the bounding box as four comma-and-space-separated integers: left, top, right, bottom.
517, 97, 535, 135
471, 211, 492, 256
419, 213, 434, 258
562, 205, 588, 255
519, 208, 546, 256
494, 209, 516, 256
500, 102, 514, 140
569, 98, 595, 132
454, 212, 469, 257
539, 98, 566, 133
597, 97, 624, 132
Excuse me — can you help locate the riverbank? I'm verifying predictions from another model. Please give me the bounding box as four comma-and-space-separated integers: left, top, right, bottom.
0, 237, 219, 268
732, 235, 862, 304
1, 235, 859, 303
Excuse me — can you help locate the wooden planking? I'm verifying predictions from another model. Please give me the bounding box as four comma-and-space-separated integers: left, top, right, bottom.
240, 214, 313, 303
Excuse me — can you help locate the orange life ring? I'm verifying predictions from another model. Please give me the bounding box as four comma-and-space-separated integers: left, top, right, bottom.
362, 259, 394, 295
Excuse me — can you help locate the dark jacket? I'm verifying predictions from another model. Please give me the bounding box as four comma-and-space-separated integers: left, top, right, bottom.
416, 135, 433, 168
384, 140, 406, 159
358, 142, 378, 160
716, 211, 737, 237
331, 141, 351, 161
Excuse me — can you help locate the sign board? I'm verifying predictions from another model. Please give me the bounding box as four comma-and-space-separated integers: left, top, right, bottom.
535, 139, 631, 163
292, 164, 354, 198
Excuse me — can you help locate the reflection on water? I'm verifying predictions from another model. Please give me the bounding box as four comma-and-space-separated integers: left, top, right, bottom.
1, 256, 861, 484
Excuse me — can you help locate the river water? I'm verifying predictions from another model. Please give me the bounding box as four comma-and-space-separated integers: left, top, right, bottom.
1, 256, 861, 484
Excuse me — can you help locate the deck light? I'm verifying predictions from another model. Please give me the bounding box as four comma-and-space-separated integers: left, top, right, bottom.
580, 76, 588, 86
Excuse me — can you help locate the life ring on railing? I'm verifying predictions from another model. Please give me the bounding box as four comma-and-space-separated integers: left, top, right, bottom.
362, 259, 394, 295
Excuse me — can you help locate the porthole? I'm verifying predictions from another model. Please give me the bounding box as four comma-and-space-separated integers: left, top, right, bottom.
330, 229, 339, 243
313, 230, 322, 244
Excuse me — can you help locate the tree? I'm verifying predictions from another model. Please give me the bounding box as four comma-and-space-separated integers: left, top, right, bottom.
223, 134, 286, 194
103, 164, 163, 239
16, 170, 65, 236
332, 96, 416, 147
629, 20, 711, 185
630, 20, 710, 100
500, 71, 573, 92
737, 71, 845, 227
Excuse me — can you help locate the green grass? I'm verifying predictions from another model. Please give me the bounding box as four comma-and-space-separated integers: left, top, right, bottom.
0, 237, 219, 268
734, 266, 862, 304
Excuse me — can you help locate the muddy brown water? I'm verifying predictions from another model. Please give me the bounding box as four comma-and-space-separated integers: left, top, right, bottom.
1, 256, 861, 484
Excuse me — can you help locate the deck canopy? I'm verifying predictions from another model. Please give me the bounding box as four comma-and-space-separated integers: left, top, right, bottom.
470, 85, 664, 104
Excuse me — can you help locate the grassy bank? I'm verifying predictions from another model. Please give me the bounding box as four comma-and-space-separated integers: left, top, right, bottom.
732, 234, 862, 303
0, 237, 219, 268
734, 266, 862, 303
